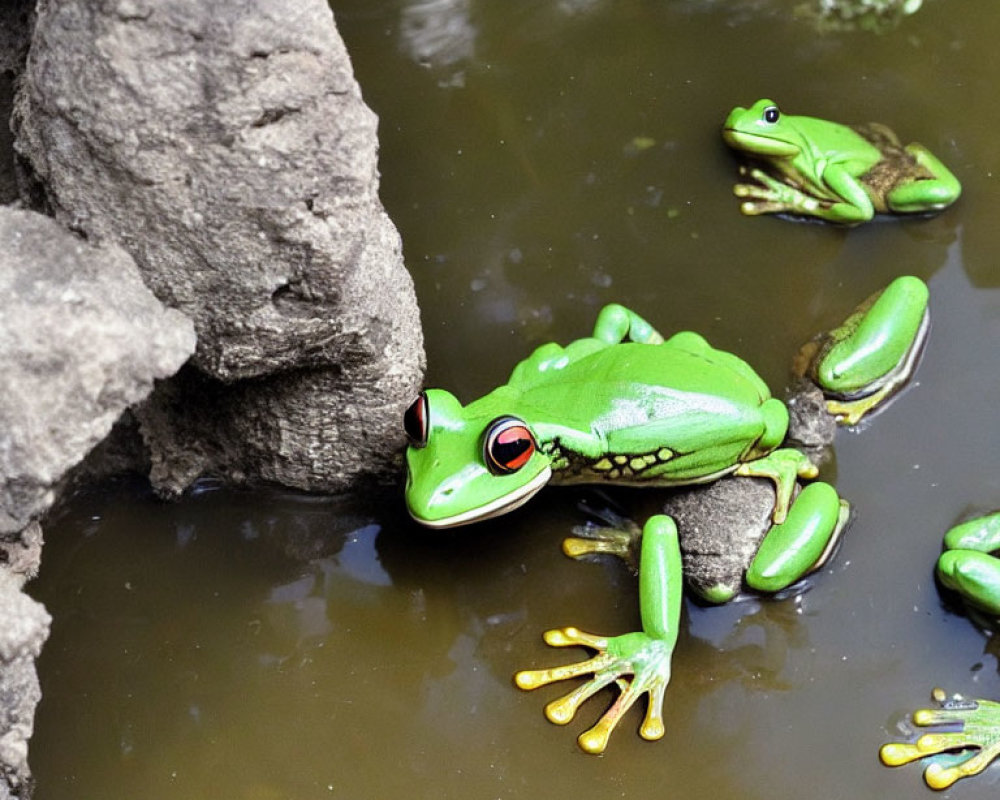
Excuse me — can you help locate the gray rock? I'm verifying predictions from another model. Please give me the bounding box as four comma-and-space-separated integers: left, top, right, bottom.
665, 477, 776, 601
0, 0, 34, 205
0, 570, 48, 800
0, 206, 197, 536
13, 0, 425, 493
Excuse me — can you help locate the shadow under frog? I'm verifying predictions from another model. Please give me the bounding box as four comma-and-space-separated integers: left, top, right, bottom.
404, 275, 929, 754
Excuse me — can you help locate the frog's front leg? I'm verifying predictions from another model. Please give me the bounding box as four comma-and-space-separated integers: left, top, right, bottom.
733, 447, 818, 523
880, 688, 1000, 789
734, 167, 826, 217
937, 512, 1000, 615
886, 144, 962, 214
514, 515, 682, 754
735, 165, 873, 223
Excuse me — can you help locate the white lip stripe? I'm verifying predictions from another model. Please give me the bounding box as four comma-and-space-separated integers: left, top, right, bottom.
411, 466, 553, 529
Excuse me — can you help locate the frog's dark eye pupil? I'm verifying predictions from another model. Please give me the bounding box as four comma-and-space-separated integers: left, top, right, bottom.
404, 392, 429, 448
484, 416, 536, 475
764, 106, 780, 124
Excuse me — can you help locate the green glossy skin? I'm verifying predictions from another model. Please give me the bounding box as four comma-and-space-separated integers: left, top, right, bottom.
405, 304, 846, 753
796, 275, 930, 425
405, 290, 928, 753
937, 511, 1000, 616
406, 308, 795, 530
879, 515, 1000, 789
723, 99, 961, 224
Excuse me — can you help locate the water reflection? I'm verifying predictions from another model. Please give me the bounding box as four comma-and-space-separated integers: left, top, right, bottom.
399, 0, 475, 69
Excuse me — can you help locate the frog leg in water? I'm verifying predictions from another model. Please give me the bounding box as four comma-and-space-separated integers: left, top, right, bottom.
937, 511, 1000, 615
734, 165, 874, 223
799, 275, 930, 426
515, 515, 682, 754
743, 481, 850, 595
885, 144, 962, 214
880, 688, 1000, 790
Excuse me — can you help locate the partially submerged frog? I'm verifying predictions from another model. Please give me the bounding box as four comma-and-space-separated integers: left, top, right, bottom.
880, 511, 1000, 789
722, 99, 961, 224
404, 276, 929, 753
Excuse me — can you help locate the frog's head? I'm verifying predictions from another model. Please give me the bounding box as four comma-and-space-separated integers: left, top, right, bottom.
403, 388, 552, 529
722, 99, 801, 158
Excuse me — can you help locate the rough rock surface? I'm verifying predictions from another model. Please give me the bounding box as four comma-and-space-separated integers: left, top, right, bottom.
0, 205, 194, 798
0, 568, 48, 800
665, 477, 777, 600
0, 0, 33, 204
0, 206, 197, 536
13, 0, 425, 495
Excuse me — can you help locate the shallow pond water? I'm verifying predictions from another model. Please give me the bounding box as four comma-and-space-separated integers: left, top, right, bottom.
28, 1, 1000, 797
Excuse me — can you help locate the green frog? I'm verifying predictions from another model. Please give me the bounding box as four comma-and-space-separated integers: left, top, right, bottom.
880, 512, 1000, 789
404, 276, 929, 754
722, 99, 961, 224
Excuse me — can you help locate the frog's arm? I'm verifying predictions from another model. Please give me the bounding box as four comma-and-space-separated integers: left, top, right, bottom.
735, 165, 874, 223
816, 162, 876, 223
515, 515, 682, 754
880, 688, 1000, 790
937, 512, 1000, 615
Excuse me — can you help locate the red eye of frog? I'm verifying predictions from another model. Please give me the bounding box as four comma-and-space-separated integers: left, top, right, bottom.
484, 416, 536, 474
403, 392, 429, 448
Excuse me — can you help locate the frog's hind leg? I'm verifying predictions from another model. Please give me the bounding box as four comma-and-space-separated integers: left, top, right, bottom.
745, 481, 851, 593
880, 688, 1000, 790
799, 275, 930, 426
886, 143, 962, 213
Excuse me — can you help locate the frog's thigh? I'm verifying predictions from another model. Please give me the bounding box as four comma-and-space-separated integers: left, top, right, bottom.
746, 482, 849, 593
886, 144, 962, 212
937, 549, 1000, 616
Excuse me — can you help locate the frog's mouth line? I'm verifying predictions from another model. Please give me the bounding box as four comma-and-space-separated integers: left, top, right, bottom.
412, 466, 553, 529
722, 129, 799, 157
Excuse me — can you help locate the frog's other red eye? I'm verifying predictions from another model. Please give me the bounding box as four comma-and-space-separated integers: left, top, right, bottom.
404, 392, 429, 448
763, 106, 780, 124
484, 416, 536, 475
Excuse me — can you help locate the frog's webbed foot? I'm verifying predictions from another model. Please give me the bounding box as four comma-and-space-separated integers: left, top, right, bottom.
515, 628, 673, 754
734, 167, 824, 217
880, 688, 1000, 789
563, 506, 642, 571
794, 275, 929, 426
517, 515, 682, 754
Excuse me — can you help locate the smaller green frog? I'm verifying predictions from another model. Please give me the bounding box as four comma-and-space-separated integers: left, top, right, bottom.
880, 513, 1000, 788
722, 99, 961, 224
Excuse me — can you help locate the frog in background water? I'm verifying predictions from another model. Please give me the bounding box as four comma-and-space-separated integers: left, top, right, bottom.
404, 276, 929, 754
723, 99, 960, 224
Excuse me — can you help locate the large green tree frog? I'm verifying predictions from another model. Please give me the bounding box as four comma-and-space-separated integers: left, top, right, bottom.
404, 276, 929, 754
880, 512, 1000, 789
722, 99, 961, 224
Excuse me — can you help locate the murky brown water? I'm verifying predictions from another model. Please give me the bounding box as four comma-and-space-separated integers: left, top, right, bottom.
29, 1, 1000, 797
